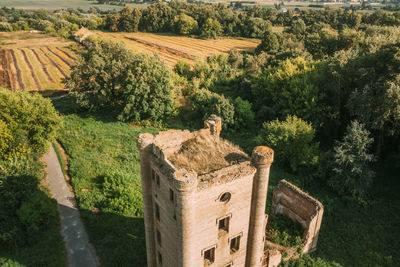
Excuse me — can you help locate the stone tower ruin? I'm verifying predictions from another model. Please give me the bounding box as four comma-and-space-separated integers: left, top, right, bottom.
137, 115, 274, 267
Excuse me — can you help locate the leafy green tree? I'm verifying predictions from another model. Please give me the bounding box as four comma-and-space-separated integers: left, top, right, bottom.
0, 89, 60, 156
140, 2, 175, 32
256, 32, 279, 53
119, 6, 141, 32
173, 13, 198, 35
251, 57, 324, 126
200, 18, 222, 39
0, 22, 12, 32
243, 17, 272, 38
257, 115, 319, 172
329, 121, 375, 197
228, 49, 244, 70
233, 97, 254, 128
190, 89, 234, 127
174, 60, 191, 78
66, 38, 174, 123
287, 18, 306, 39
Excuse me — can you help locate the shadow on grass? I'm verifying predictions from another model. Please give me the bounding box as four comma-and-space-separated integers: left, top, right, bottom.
79, 209, 147, 267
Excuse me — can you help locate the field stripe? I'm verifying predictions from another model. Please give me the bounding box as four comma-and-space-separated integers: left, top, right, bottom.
56, 47, 76, 61
31, 48, 54, 82
40, 48, 68, 78
20, 49, 42, 91
5, 50, 18, 91
47, 47, 73, 67
10, 49, 24, 91
0, 50, 12, 90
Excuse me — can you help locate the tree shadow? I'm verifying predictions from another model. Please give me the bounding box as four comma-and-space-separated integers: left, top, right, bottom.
79, 209, 147, 267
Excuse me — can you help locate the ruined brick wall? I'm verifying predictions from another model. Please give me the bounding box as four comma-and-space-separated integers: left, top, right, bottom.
270, 180, 324, 253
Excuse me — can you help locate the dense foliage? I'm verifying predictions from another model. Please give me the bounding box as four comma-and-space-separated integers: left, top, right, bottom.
0, 89, 60, 158
0, 91, 65, 266
329, 121, 375, 197
66, 38, 174, 123
257, 115, 319, 173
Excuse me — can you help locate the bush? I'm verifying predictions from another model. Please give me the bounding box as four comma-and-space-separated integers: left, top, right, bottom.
200, 18, 222, 39
266, 214, 303, 248
102, 172, 143, 216
174, 60, 191, 78
257, 115, 319, 173
67, 38, 174, 123
190, 89, 235, 127
329, 121, 375, 197
232, 97, 254, 128
0, 22, 12, 32
0, 89, 60, 156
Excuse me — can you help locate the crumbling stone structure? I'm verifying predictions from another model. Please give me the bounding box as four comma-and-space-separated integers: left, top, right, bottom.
137, 115, 323, 267
270, 180, 324, 254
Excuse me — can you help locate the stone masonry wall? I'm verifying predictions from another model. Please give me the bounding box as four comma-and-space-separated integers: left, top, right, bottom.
271, 180, 324, 254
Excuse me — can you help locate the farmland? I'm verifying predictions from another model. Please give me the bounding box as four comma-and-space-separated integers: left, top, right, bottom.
0, 0, 122, 10
0, 31, 75, 94
94, 31, 260, 67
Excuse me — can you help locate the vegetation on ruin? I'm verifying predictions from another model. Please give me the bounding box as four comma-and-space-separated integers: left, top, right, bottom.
266, 214, 303, 248
169, 131, 248, 174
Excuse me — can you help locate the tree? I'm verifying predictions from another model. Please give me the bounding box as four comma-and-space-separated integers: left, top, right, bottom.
119, 6, 141, 32
233, 97, 254, 128
287, 18, 306, 39
256, 32, 279, 53
257, 115, 319, 173
174, 60, 191, 78
173, 13, 198, 35
329, 121, 375, 197
251, 57, 325, 127
66, 38, 174, 123
200, 18, 222, 39
242, 17, 272, 38
0, 89, 60, 156
190, 89, 235, 127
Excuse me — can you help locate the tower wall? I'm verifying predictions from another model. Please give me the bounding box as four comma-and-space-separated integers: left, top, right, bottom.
137, 133, 157, 267
246, 146, 274, 267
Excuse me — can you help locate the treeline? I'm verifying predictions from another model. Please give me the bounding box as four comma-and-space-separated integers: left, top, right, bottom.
0, 89, 64, 265
67, 18, 400, 198
0, 7, 107, 37
104, 1, 400, 37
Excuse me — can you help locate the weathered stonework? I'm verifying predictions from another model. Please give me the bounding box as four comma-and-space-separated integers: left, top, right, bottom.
270, 180, 324, 254
137, 115, 323, 267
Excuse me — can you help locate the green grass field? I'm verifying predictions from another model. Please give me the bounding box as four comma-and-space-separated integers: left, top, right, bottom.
0, 0, 122, 10
53, 96, 400, 267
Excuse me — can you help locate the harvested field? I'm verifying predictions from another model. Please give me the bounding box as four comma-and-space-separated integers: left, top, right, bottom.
95, 31, 260, 67
0, 31, 76, 93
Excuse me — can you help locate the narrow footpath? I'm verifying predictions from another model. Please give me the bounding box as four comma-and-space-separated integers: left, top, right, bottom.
45, 144, 100, 267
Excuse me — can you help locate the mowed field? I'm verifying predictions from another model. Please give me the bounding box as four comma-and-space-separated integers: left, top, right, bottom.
95, 31, 261, 67
0, 32, 76, 94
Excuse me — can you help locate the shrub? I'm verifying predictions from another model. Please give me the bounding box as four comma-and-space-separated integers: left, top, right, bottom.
190, 89, 235, 127
102, 172, 143, 216
0, 22, 12, 32
174, 60, 191, 78
329, 121, 375, 197
232, 97, 254, 128
266, 214, 303, 248
173, 13, 198, 35
66, 38, 174, 123
257, 115, 319, 172
200, 18, 222, 39
0, 89, 60, 156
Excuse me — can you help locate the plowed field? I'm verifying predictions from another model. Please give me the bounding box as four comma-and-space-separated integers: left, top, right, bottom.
0, 31, 76, 93
95, 31, 260, 67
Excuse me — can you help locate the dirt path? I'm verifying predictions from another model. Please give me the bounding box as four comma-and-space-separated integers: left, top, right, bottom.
20, 49, 42, 91
40, 48, 68, 77
10, 49, 24, 90
45, 143, 99, 267
31, 48, 54, 82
